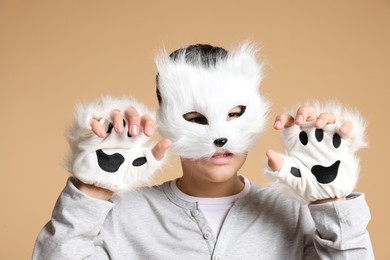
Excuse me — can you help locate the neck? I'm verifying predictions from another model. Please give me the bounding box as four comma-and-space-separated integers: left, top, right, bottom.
176, 174, 244, 198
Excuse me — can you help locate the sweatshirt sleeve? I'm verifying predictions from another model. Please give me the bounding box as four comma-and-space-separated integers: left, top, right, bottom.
32, 178, 114, 260
308, 193, 374, 259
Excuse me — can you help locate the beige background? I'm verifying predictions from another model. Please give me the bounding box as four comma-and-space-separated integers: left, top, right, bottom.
0, 1, 389, 259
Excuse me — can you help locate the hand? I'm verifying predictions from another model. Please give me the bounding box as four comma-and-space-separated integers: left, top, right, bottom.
90, 106, 170, 161
90, 106, 155, 138
265, 102, 367, 203
66, 96, 171, 196
267, 105, 353, 171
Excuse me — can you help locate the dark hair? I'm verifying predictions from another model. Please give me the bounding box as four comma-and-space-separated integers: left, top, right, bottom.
156, 44, 228, 105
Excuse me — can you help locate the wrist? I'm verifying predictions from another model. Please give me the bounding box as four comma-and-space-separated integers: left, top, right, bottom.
311, 197, 346, 205
74, 178, 114, 201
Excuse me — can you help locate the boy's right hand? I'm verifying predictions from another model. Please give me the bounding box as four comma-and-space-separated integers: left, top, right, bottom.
66, 96, 170, 199
90, 106, 171, 161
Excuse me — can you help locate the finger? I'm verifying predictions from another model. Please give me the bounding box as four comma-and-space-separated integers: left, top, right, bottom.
315, 112, 336, 128
91, 118, 107, 138
141, 115, 155, 137
110, 110, 125, 133
338, 121, 353, 135
274, 114, 295, 129
124, 106, 141, 137
295, 106, 317, 125
152, 139, 171, 161
266, 149, 283, 171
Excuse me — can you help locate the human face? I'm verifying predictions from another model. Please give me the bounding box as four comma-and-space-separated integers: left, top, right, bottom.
176, 107, 249, 196
180, 106, 247, 180
156, 44, 269, 161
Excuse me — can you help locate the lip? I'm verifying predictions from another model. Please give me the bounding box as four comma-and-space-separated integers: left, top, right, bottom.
209, 150, 234, 164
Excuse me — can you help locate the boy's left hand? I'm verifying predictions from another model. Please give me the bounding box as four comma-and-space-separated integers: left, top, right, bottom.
265, 102, 367, 203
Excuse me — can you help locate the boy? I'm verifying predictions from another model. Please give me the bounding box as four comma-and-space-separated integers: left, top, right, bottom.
33, 42, 374, 259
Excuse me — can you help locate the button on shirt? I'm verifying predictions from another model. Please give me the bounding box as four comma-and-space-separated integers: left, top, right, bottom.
171, 176, 251, 237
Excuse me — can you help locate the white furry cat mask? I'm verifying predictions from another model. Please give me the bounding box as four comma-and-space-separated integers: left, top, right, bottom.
155, 43, 269, 160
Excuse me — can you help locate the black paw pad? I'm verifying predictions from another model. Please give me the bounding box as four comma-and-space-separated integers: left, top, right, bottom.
132, 157, 147, 167
333, 133, 341, 148
96, 149, 125, 172
311, 160, 340, 184
299, 131, 308, 146
315, 129, 324, 142
290, 167, 302, 177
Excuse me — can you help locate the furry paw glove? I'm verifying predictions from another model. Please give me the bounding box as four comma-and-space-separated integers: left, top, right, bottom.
65, 96, 166, 192
265, 102, 367, 202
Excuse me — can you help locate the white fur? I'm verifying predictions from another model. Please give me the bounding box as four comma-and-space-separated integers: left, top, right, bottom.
65, 96, 164, 192
155, 42, 270, 159
265, 101, 367, 202
67, 96, 154, 142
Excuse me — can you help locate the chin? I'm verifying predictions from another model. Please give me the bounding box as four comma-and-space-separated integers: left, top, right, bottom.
204, 165, 239, 182
209, 173, 240, 184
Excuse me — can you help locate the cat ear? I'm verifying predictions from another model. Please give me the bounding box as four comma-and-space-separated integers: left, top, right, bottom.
226, 42, 264, 87
155, 48, 176, 78
155, 49, 189, 99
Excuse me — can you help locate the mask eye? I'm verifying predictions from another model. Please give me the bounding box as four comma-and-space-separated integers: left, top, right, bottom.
183, 112, 209, 125
227, 105, 246, 121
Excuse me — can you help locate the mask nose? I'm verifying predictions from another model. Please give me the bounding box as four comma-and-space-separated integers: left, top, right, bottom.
214, 138, 228, 147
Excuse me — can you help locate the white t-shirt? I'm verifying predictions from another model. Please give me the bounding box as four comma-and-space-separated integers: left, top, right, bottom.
170, 176, 251, 237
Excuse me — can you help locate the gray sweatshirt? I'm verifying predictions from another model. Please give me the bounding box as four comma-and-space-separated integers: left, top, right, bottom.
33, 178, 374, 259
